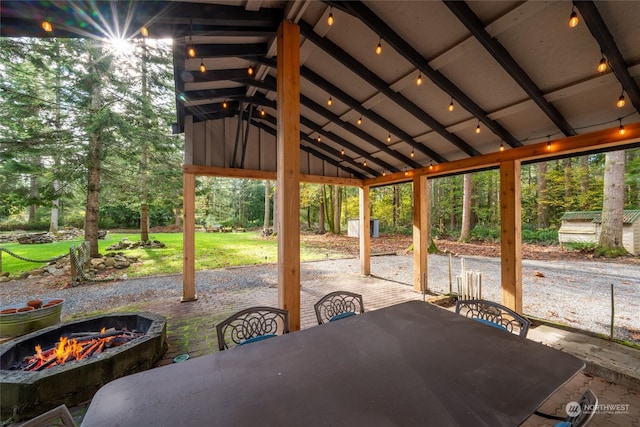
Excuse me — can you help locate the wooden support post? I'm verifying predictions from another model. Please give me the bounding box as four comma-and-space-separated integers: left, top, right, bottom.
359, 185, 370, 276
277, 21, 301, 331
413, 174, 428, 292
500, 160, 522, 313
182, 171, 197, 302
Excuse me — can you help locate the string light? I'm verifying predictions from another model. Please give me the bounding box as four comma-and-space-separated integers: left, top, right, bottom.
429, 162, 433, 170
405, 168, 409, 176
416, 72, 423, 86
327, 97, 332, 106
387, 134, 391, 143
619, 119, 625, 135
547, 135, 551, 150
597, 54, 607, 73
475, 121, 481, 134
199, 59, 206, 73
357, 117, 362, 125
317, 136, 321, 142
140, 26, 148, 37
569, 5, 579, 28
382, 171, 386, 177
376, 38, 382, 55
260, 107, 266, 117
42, 20, 53, 32
248, 64, 254, 76
448, 99, 454, 112
222, 100, 227, 108
499, 141, 505, 152
187, 20, 195, 58
410, 149, 415, 158
617, 90, 625, 108
327, 7, 334, 26
363, 160, 367, 167
340, 148, 345, 155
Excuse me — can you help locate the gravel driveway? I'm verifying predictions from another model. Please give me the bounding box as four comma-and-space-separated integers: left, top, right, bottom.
1, 253, 638, 344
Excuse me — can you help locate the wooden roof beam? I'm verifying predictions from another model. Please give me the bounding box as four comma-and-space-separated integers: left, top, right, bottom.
299, 20, 481, 157
334, 0, 522, 148
444, 1, 577, 137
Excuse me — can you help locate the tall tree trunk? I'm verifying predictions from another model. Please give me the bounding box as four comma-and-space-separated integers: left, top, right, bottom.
536, 161, 549, 228
139, 39, 150, 242
598, 150, 626, 250
333, 185, 342, 235
579, 156, 589, 210
263, 180, 271, 232
49, 178, 60, 233
323, 185, 334, 233
392, 184, 400, 228
563, 158, 572, 204
84, 44, 105, 258
319, 197, 325, 233
174, 207, 182, 226
449, 177, 455, 231
272, 186, 278, 234
28, 174, 37, 224
459, 173, 472, 241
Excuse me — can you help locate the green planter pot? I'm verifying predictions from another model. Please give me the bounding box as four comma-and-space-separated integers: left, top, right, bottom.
0, 299, 64, 338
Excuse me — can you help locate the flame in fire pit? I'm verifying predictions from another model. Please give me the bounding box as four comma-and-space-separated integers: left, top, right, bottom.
14, 327, 142, 371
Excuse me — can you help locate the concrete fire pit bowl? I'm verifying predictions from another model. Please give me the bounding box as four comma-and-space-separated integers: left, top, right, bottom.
0, 312, 167, 421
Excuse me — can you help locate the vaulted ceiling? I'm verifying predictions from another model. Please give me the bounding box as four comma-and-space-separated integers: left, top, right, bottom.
2, 1, 639, 180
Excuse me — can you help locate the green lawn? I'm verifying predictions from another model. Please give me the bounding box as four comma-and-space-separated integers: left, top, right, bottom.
0, 231, 346, 278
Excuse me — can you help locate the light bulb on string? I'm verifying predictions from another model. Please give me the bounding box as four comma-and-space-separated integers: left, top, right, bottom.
376, 38, 382, 55
387, 134, 391, 143
382, 171, 386, 177
475, 121, 481, 134
499, 141, 505, 152
429, 162, 433, 170
363, 160, 367, 167
619, 119, 625, 135
248, 64, 254, 76
327, 97, 332, 106
199, 60, 206, 73
416, 72, 423, 86
260, 107, 266, 117
569, 5, 579, 28
327, 7, 334, 26
617, 90, 625, 108
222, 100, 227, 108
410, 149, 414, 158
140, 26, 148, 37
340, 148, 345, 155
448, 99, 454, 112
357, 117, 362, 125
188, 45, 196, 58
317, 136, 321, 143
547, 136, 551, 150
597, 54, 607, 73
42, 20, 53, 32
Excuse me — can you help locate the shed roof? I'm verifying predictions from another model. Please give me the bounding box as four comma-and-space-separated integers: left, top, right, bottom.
561, 210, 640, 224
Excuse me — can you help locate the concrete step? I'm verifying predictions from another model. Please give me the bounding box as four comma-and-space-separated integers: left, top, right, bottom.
527, 324, 640, 392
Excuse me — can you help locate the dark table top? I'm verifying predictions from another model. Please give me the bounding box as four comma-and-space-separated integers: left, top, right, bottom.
81, 300, 584, 427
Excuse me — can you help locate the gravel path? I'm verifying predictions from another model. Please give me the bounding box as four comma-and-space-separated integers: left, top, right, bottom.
1, 254, 638, 343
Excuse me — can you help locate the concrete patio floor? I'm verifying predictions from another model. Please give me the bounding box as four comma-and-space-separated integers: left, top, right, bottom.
14, 261, 640, 426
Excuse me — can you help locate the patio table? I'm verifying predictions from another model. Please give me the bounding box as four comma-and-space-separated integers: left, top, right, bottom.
80, 300, 584, 426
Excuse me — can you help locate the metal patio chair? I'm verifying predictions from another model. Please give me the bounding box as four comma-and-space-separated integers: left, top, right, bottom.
535, 389, 598, 427
314, 291, 364, 325
216, 306, 289, 351
455, 299, 531, 338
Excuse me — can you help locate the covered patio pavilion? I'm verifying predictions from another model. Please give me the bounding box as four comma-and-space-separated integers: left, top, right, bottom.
2, 1, 639, 332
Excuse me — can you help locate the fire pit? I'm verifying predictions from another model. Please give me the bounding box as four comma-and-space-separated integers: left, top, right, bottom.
0, 312, 167, 421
